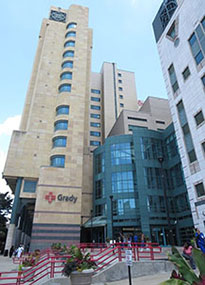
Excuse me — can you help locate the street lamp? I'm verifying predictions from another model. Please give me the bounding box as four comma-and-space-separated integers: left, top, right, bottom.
90, 209, 93, 243
109, 195, 114, 242
158, 156, 174, 246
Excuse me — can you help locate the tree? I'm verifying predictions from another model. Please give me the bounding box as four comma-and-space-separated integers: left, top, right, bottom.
0, 192, 13, 245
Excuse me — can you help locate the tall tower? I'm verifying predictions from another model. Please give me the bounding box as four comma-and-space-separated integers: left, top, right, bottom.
3, 5, 93, 250
153, 0, 205, 231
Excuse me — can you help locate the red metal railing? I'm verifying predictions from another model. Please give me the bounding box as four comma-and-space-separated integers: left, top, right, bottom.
0, 242, 161, 284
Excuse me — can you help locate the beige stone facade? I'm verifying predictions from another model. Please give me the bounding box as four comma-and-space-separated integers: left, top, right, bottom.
3, 5, 139, 251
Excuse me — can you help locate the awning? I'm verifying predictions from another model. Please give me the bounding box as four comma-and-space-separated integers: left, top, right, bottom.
83, 216, 107, 228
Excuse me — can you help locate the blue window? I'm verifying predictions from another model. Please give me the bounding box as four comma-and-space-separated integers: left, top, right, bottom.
118, 80, 122, 83
60, 72, 72, 80
118, 73, 122, 77
189, 33, 204, 65
65, 31, 76, 38
50, 155, 65, 167
115, 199, 136, 216
52, 136, 67, 148
111, 143, 133, 165
90, 122, 101, 128
90, 141, 101, 146
168, 64, 179, 93
90, 131, 101, 137
91, 97, 100, 102
63, 51, 74, 58
64, 41, 75, 48
66, 22, 77, 29
120, 103, 124, 107
119, 95, 123, 99
62, 61, 73, 69
119, 87, 123, 91
91, 105, 100, 110
54, 120, 68, 131
56, 105, 69, 115
59, 84, 71, 93
202, 75, 205, 87
23, 180, 37, 193
112, 171, 135, 193
91, 113, 100, 119
91, 89, 101, 94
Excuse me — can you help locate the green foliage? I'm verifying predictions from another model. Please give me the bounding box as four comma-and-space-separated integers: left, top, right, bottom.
161, 247, 205, 285
0, 192, 13, 244
22, 249, 41, 267
51, 243, 68, 253
62, 245, 96, 277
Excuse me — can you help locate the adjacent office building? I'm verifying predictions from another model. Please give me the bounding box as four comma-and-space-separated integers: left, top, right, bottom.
3, 5, 138, 251
153, 0, 205, 231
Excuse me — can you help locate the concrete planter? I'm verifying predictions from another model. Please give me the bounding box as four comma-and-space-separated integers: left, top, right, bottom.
70, 270, 93, 285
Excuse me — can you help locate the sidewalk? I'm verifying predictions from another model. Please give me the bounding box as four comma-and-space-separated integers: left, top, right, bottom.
0, 255, 18, 272
105, 273, 170, 285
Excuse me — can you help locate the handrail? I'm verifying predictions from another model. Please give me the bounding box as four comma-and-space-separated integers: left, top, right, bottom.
0, 243, 162, 284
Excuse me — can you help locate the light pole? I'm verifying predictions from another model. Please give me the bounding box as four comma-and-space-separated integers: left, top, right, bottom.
158, 156, 174, 246
90, 209, 93, 243
110, 195, 114, 242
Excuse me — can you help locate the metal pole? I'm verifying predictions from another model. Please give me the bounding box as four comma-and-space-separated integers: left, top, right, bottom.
128, 265, 132, 285
90, 210, 93, 243
158, 157, 174, 246
110, 195, 114, 241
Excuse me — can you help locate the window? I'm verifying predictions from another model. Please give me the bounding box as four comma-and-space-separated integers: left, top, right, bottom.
59, 84, 71, 93
91, 113, 100, 119
23, 180, 37, 193
118, 73, 122, 77
56, 105, 69, 115
66, 22, 77, 29
64, 41, 75, 48
54, 120, 68, 131
60, 72, 72, 80
156, 120, 165, 124
119, 95, 123, 99
95, 205, 105, 216
90, 141, 101, 146
91, 105, 100, 110
167, 21, 176, 40
91, 97, 100, 102
91, 89, 101, 94
202, 75, 205, 87
63, 50, 74, 58
111, 143, 133, 165
119, 87, 123, 91
140, 137, 163, 160
120, 103, 124, 107
90, 131, 101, 137
112, 171, 135, 193
202, 17, 205, 31
90, 122, 101, 128
168, 64, 179, 93
62, 61, 73, 69
50, 155, 65, 167
114, 199, 136, 216
189, 25, 205, 65
128, 116, 147, 122
194, 110, 204, 126
195, 182, 205, 197
95, 179, 104, 199
182, 66, 191, 80
202, 141, 205, 154
65, 31, 76, 38
144, 168, 162, 189
52, 136, 67, 148
95, 152, 104, 174
118, 80, 122, 83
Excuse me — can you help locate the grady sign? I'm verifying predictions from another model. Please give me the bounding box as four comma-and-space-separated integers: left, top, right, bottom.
45, 192, 77, 204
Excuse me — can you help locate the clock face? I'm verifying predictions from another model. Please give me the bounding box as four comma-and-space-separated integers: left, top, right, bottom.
49, 10, 66, 23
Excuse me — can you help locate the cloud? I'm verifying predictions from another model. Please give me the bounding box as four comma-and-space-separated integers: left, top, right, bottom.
0, 115, 21, 136
0, 115, 21, 194
130, 0, 139, 7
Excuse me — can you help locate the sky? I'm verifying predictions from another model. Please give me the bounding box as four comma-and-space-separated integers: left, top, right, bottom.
0, 0, 167, 194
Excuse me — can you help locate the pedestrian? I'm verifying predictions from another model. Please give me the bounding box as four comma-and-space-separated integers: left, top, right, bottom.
16, 245, 24, 259
182, 241, 196, 269
140, 232, 145, 251
195, 228, 205, 254
133, 233, 138, 247
9, 245, 14, 258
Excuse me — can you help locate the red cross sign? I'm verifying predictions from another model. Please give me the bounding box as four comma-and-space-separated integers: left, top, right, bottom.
45, 192, 56, 204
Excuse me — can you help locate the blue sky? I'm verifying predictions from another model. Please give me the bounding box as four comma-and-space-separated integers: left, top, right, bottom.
0, 0, 166, 193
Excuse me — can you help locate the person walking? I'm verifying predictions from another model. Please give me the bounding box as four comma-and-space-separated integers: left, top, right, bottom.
16, 245, 24, 259
182, 241, 196, 269
9, 245, 14, 258
195, 228, 205, 254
